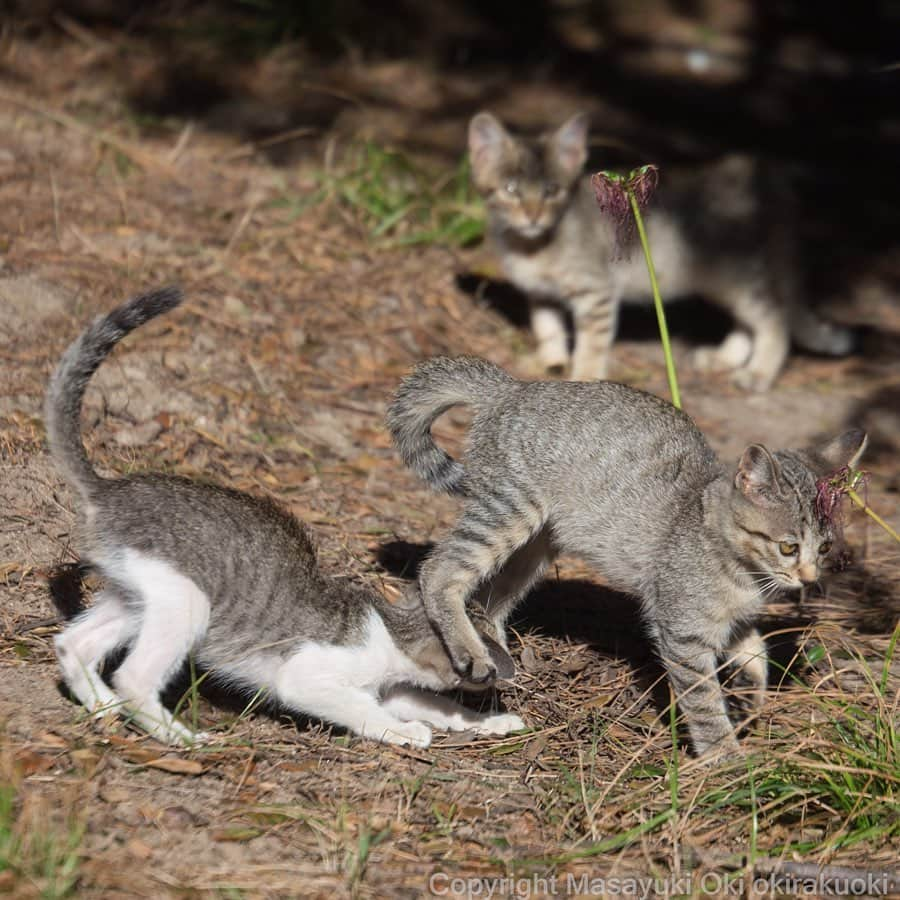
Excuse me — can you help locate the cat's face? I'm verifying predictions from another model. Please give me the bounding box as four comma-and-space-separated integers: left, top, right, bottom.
729, 431, 867, 591
468, 111, 589, 240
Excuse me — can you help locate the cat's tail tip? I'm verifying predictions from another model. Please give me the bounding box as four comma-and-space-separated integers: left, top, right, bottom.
45, 285, 185, 501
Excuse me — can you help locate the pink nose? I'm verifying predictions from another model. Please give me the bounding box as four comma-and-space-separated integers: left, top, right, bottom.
799, 564, 817, 585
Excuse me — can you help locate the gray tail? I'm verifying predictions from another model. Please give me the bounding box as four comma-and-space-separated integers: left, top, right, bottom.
44, 286, 184, 501
386, 356, 513, 495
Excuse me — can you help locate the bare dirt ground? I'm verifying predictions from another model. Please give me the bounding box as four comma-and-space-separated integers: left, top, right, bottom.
1, 19, 899, 900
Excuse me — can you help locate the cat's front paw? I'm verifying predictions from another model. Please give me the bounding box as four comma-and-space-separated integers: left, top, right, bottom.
149, 719, 206, 747
445, 638, 498, 685
475, 713, 526, 736
692, 332, 752, 373
731, 366, 777, 392
692, 732, 742, 764
382, 721, 432, 749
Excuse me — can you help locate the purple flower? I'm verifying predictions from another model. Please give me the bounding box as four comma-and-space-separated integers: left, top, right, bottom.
591, 165, 659, 255
815, 466, 868, 529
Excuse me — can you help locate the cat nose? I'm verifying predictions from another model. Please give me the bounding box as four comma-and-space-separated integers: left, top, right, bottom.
798, 564, 817, 585
522, 198, 543, 222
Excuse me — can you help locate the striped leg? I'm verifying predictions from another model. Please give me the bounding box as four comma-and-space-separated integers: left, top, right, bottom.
569, 290, 620, 381
658, 629, 739, 757
419, 491, 545, 683
723, 628, 768, 716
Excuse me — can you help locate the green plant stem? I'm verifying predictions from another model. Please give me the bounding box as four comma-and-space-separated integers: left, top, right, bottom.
848, 489, 900, 544
628, 189, 681, 409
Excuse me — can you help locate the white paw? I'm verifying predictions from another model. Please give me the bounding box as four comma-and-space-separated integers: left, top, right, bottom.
381, 721, 432, 749
89, 700, 124, 721
693, 332, 752, 373
475, 713, 526, 736
731, 366, 777, 392
145, 718, 202, 747
822, 326, 855, 356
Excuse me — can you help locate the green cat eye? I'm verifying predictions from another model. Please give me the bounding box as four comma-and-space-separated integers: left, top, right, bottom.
778, 541, 799, 556
819, 541, 832, 554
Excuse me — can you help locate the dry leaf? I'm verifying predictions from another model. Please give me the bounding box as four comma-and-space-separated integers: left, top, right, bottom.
519, 646, 541, 674
279, 760, 319, 773
584, 693, 614, 710
99, 785, 131, 804
561, 654, 590, 674
145, 757, 206, 775
36, 732, 68, 749
14, 749, 55, 776
120, 746, 160, 764
126, 838, 153, 860
212, 827, 262, 842
70, 748, 100, 772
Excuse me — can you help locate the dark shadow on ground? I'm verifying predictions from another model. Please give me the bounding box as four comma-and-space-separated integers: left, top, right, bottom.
374, 538, 829, 732
455, 272, 886, 361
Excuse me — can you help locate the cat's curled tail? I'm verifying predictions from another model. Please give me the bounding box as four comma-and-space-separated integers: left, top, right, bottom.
45, 286, 183, 502
387, 356, 514, 495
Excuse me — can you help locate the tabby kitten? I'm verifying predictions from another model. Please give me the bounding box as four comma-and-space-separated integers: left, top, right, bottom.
469, 111, 854, 391
46, 290, 523, 748
388, 356, 866, 754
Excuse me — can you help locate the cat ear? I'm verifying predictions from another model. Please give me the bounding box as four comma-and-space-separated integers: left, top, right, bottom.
468, 112, 513, 186
549, 112, 589, 180
816, 429, 868, 472
735, 444, 782, 504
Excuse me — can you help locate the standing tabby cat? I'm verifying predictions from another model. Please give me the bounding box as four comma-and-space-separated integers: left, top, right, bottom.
46, 289, 523, 748
469, 111, 854, 390
389, 356, 866, 754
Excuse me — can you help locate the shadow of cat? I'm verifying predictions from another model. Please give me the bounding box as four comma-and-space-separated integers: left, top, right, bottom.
376, 538, 817, 733
455, 271, 893, 362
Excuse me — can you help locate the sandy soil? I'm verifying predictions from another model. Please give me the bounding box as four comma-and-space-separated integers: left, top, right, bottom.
1, 23, 899, 899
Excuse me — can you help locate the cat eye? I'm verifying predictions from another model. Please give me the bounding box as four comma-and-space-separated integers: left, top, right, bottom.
819, 541, 832, 555
778, 541, 799, 556
504, 180, 520, 196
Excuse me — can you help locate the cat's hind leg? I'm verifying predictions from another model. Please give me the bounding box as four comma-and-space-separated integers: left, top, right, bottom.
380, 685, 525, 736
273, 651, 432, 748
716, 283, 790, 391
55, 589, 137, 718
419, 493, 547, 683
110, 553, 210, 745
692, 330, 752, 374
790, 306, 856, 357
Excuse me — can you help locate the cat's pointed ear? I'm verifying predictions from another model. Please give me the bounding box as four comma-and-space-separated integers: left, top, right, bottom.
549, 112, 589, 180
735, 444, 782, 504
816, 429, 868, 472
469, 112, 513, 187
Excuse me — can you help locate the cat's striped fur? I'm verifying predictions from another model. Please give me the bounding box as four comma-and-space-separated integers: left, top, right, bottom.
469, 112, 855, 391
45, 291, 523, 748
389, 356, 866, 755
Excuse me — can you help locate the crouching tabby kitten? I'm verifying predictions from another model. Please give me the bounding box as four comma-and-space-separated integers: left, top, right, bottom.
388, 356, 866, 755
469, 111, 855, 390
45, 289, 523, 748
